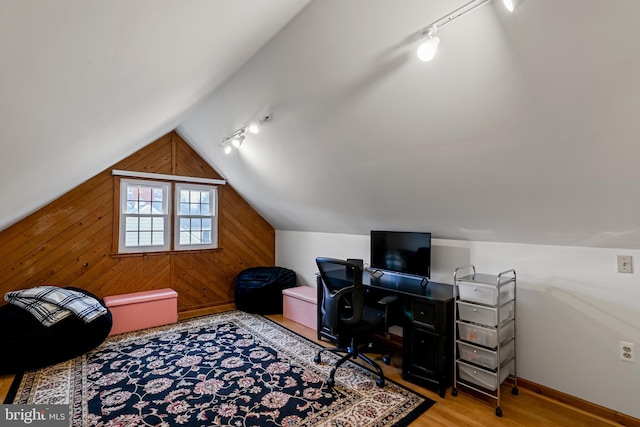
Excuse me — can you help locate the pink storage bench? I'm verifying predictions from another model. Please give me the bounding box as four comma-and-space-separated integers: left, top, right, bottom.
282, 286, 317, 330
103, 288, 178, 335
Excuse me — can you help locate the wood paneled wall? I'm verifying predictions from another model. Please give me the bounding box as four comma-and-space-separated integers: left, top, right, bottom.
0, 132, 275, 313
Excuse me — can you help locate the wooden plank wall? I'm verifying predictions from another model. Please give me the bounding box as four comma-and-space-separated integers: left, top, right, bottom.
0, 132, 275, 313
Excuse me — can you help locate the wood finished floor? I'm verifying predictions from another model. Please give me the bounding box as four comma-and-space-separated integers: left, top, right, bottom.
269, 315, 628, 427
0, 314, 634, 426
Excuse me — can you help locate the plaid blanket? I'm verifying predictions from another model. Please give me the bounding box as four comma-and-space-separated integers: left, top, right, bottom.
4, 286, 107, 327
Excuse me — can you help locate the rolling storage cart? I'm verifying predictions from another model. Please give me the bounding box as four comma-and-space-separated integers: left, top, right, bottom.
451, 265, 518, 417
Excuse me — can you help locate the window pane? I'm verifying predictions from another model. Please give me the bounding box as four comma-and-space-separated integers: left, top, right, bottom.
152, 188, 164, 201
189, 203, 201, 215
139, 217, 152, 231
202, 231, 211, 244
125, 201, 138, 214
138, 188, 152, 202
125, 232, 138, 246
152, 217, 164, 231
139, 231, 152, 246
152, 202, 163, 214
201, 204, 210, 215
125, 217, 138, 231
191, 218, 201, 230
201, 192, 210, 204
139, 202, 151, 214
180, 190, 189, 203
180, 231, 191, 245
180, 202, 189, 215
152, 232, 164, 245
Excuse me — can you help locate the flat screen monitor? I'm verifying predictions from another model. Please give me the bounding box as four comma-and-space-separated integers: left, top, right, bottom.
370, 231, 431, 278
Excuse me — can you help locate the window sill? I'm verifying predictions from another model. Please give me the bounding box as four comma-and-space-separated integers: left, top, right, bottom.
110, 248, 222, 258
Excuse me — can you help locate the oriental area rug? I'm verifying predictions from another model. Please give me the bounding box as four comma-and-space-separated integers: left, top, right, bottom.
7, 310, 434, 426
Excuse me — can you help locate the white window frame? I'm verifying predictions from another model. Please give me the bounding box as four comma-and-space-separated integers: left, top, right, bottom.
174, 183, 218, 251
119, 179, 172, 253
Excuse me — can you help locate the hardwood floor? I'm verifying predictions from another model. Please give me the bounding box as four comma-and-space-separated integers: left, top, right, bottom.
1, 314, 637, 426
271, 315, 637, 427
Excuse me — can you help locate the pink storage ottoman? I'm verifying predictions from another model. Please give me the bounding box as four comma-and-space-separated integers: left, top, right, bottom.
103, 288, 178, 335
282, 286, 317, 330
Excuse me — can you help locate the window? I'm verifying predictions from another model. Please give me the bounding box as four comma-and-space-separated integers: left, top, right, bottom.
117, 179, 218, 253
175, 183, 217, 250
119, 179, 171, 253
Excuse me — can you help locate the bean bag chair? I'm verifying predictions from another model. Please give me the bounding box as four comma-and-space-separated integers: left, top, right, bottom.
0, 287, 112, 375
235, 267, 297, 314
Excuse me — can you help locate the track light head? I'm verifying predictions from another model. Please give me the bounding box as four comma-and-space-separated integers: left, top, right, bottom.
231, 134, 245, 148
502, 0, 514, 12
248, 123, 260, 134
417, 27, 439, 62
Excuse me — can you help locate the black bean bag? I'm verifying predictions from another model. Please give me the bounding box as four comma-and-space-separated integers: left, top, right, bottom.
0, 287, 112, 375
234, 267, 297, 314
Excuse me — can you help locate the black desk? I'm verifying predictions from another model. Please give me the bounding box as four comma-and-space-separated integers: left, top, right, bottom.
316, 270, 454, 397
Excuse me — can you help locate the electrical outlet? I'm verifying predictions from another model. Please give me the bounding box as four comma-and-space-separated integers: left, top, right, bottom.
620, 341, 635, 363
617, 255, 633, 273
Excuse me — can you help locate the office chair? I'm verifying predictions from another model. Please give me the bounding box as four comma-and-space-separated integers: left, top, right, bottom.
313, 257, 390, 388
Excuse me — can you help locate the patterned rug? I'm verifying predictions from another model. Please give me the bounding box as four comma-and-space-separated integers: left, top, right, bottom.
7, 310, 434, 426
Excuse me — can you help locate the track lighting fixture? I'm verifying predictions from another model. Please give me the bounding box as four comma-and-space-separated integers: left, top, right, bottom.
417, 26, 440, 62
416, 0, 516, 62
220, 114, 271, 154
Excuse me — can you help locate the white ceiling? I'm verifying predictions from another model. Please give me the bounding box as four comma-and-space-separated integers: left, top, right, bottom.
179, 0, 640, 249
0, 0, 309, 228
2, 0, 640, 249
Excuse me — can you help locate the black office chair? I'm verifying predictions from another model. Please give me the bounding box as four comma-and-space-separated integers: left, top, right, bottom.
313, 257, 390, 388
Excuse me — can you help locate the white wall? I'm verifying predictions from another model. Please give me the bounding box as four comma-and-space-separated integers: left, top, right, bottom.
276, 230, 640, 419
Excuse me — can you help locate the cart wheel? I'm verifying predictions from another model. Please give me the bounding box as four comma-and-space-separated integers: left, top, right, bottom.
439, 389, 445, 398
512, 386, 519, 395
451, 388, 458, 397
495, 407, 503, 417
314, 354, 321, 364
382, 355, 391, 365
326, 377, 335, 387
376, 378, 385, 388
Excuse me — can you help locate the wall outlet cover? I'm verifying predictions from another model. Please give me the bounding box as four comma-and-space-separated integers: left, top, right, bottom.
620, 341, 635, 363
617, 255, 633, 274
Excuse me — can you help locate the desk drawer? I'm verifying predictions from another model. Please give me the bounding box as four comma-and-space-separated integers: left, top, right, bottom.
412, 300, 436, 329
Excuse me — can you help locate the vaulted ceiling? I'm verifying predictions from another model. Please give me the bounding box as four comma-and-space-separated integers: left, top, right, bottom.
2, 0, 640, 249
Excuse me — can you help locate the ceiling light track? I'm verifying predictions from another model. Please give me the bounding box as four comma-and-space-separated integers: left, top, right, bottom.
416, 0, 516, 62
220, 114, 272, 154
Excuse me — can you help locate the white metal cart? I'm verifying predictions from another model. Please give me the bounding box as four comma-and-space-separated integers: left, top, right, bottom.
451, 265, 518, 417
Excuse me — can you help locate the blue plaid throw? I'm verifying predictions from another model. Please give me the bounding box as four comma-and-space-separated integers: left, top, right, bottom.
4, 286, 107, 327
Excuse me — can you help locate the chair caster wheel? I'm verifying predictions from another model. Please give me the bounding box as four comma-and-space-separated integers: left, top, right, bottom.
451, 389, 458, 397
326, 377, 335, 387
314, 354, 321, 364
376, 378, 385, 388
382, 355, 391, 365
496, 407, 503, 417
512, 387, 519, 395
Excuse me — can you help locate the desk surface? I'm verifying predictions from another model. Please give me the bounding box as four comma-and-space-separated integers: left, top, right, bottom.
364, 270, 454, 302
